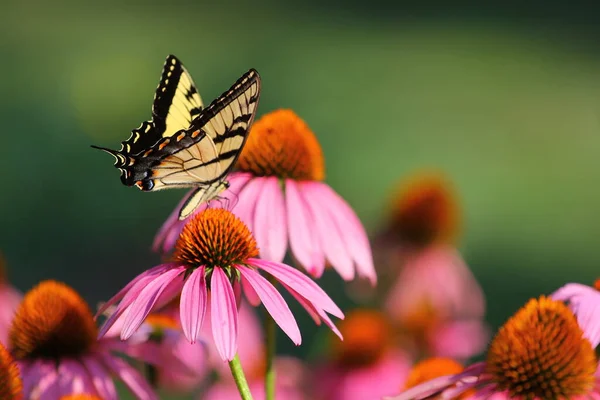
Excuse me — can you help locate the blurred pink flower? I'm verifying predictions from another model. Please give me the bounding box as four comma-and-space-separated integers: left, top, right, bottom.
388, 297, 598, 400
551, 279, 600, 348
114, 310, 209, 393
204, 357, 308, 400
0, 255, 22, 345
315, 309, 412, 400
11, 280, 157, 400
153, 109, 375, 284
385, 245, 487, 359
99, 209, 343, 362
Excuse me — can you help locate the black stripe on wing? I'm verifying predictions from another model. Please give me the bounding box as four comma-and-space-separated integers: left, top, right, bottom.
119, 55, 204, 157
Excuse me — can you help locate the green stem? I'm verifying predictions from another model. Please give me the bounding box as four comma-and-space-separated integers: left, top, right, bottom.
265, 311, 276, 400
228, 354, 254, 400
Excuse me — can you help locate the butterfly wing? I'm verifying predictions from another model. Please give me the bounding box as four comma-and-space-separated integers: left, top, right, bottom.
122, 69, 261, 196
120, 55, 204, 156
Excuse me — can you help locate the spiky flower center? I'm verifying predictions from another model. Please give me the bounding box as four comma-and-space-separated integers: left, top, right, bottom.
236, 109, 325, 181
173, 209, 259, 269
486, 296, 597, 399
0, 342, 22, 400
333, 309, 392, 367
9, 280, 97, 360
388, 173, 458, 247
404, 357, 464, 390
594, 278, 600, 291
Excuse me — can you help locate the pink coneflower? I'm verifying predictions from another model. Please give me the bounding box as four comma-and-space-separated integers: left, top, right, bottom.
10, 280, 156, 400
379, 173, 487, 360
99, 208, 344, 362
316, 309, 412, 400
0, 254, 22, 346
204, 357, 308, 400
552, 278, 600, 348
153, 109, 375, 284
389, 297, 599, 400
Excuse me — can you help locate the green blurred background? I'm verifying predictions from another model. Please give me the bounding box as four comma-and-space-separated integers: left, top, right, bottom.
2, 0, 600, 398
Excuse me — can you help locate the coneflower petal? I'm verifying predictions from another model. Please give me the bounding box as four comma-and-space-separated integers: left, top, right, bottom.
297, 185, 355, 281
238, 265, 301, 345
285, 179, 325, 276
232, 177, 266, 234
251, 258, 343, 318
180, 266, 207, 344
58, 359, 95, 396
81, 357, 117, 400
253, 177, 287, 263
241, 275, 261, 306
100, 354, 157, 400
210, 268, 239, 361
309, 182, 376, 284
121, 267, 184, 340
282, 282, 342, 340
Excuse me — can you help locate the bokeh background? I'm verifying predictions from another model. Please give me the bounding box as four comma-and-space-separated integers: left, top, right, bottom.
2, 0, 600, 398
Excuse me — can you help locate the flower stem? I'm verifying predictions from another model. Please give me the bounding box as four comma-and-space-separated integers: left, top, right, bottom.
229, 354, 254, 400
265, 311, 276, 400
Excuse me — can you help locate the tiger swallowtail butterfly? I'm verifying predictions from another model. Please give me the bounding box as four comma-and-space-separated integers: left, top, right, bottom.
92, 55, 261, 219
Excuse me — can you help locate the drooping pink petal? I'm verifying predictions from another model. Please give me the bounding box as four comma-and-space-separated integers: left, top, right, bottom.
82, 356, 118, 400
58, 359, 96, 396
121, 266, 185, 340
285, 179, 325, 276
297, 183, 355, 280
573, 293, 600, 347
231, 177, 267, 234
96, 264, 168, 319
252, 177, 288, 262
241, 275, 261, 306
98, 264, 174, 338
21, 360, 51, 399
233, 279, 243, 309
308, 182, 376, 284
551, 283, 596, 303
35, 364, 60, 400
282, 282, 343, 340
429, 320, 489, 359
251, 258, 343, 318
101, 353, 158, 400
180, 266, 208, 343
210, 268, 239, 361
223, 172, 254, 211
238, 265, 301, 345
105, 338, 162, 366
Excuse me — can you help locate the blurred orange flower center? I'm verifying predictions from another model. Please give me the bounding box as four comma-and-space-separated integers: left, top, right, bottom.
236, 109, 325, 181
174, 209, 259, 269
60, 395, 104, 400
333, 310, 392, 368
145, 313, 179, 331
404, 357, 464, 390
486, 296, 597, 399
593, 278, 600, 291
0, 342, 22, 400
10, 280, 97, 361
389, 174, 458, 247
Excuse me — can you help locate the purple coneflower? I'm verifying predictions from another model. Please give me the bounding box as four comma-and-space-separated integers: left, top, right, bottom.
10, 280, 156, 400
316, 309, 412, 400
389, 296, 599, 400
153, 109, 375, 284
99, 208, 344, 362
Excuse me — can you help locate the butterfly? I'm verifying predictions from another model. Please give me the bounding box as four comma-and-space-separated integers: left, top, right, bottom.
92, 55, 261, 219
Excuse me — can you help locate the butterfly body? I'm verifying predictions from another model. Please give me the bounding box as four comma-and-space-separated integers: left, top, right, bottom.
92, 55, 261, 219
